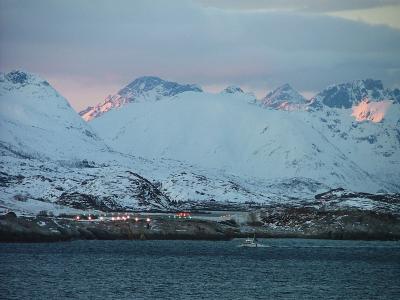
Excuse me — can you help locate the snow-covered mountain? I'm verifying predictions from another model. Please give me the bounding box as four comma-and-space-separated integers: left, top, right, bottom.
79, 76, 202, 121
0, 70, 110, 161
1, 70, 330, 216
261, 83, 307, 110
2, 70, 399, 216
0, 70, 176, 214
310, 79, 400, 109
90, 78, 400, 193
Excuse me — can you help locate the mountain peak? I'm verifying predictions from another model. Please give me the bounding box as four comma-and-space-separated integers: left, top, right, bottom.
261, 83, 306, 110
121, 76, 164, 92
0, 69, 108, 160
1, 69, 49, 87
276, 83, 292, 91
360, 78, 383, 90
221, 85, 244, 94
119, 75, 202, 98
80, 76, 202, 121
310, 78, 391, 109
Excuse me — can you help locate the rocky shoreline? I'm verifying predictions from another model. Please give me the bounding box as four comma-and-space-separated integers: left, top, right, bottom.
0, 213, 237, 242
1, 202, 400, 242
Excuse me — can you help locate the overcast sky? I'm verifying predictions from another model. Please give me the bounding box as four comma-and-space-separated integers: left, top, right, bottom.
1, 0, 400, 110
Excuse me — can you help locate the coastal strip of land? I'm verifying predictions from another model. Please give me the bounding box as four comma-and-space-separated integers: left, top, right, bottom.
1, 203, 399, 242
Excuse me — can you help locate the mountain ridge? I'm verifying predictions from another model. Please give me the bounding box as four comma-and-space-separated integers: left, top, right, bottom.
80, 76, 400, 121
90, 87, 400, 193
79, 76, 202, 121
309, 78, 400, 109
1, 69, 399, 216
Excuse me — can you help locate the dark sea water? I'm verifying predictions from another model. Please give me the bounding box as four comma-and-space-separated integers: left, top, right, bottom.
1, 239, 400, 300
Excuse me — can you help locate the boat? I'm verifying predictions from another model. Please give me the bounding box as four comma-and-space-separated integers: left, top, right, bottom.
239, 235, 265, 248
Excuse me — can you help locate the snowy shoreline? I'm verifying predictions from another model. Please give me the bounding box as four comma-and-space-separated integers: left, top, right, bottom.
2, 202, 399, 242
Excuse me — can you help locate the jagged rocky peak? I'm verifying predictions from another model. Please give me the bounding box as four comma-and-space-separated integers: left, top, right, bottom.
119, 76, 202, 97
221, 85, 244, 94
0, 69, 50, 87
80, 76, 202, 121
310, 78, 397, 109
261, 83, 306, 109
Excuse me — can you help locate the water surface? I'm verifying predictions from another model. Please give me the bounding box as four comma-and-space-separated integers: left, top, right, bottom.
1, 239, 399, 299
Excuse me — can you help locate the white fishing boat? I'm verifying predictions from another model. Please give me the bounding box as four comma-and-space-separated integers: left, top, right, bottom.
239, 235, 266, 248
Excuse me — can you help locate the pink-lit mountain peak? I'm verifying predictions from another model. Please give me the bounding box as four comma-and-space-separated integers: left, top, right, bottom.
261, 83, 307, 110
79, 76, 202, 121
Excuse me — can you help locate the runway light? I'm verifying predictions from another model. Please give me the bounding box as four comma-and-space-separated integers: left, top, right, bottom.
146, 218, 151, 222
112, 217, 115, 221
76, 216, 80, 220
135, 217, 139, 222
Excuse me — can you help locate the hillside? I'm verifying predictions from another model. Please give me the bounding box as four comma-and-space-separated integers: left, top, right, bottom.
89, 78, 400, 193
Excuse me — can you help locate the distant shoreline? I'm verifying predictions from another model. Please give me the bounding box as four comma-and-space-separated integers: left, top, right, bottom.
1, 211, 399, 242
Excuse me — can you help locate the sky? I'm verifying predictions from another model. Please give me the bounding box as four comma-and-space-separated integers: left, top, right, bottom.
1, 0, 400, 111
